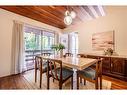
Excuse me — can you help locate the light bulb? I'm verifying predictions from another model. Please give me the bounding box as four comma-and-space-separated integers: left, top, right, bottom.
64, 16, 72, 25
65, 10, 70, 16
70, 11, 76, 19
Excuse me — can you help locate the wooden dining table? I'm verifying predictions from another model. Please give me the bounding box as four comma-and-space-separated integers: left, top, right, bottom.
40, 55, 98, 89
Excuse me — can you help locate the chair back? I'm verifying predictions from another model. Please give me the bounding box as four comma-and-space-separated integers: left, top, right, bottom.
77, 54, 87, 58
35, 56, 42, 69
41, 53, 51, 56
95, 58, 103, 78
47, 59, 62, 81
65, 53, 73, 57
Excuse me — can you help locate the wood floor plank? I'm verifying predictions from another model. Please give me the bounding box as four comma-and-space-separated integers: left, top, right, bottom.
7, 76, 16, 89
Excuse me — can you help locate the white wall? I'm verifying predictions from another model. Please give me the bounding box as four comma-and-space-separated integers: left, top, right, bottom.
63, 6, 127, 55
0, 9, 62, 77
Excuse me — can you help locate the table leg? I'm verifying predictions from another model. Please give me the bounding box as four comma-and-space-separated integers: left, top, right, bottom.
73, 69, 77, 89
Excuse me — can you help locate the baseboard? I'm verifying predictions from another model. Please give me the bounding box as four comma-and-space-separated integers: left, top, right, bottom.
0, 73, 20, 79
0, 69, 35, 80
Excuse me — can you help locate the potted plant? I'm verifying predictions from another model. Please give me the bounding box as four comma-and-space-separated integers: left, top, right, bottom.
51, 43, 65, 58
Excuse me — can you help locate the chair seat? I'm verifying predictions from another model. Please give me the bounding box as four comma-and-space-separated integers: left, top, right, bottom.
52, 68, 73, 81
78, 67, 95, 80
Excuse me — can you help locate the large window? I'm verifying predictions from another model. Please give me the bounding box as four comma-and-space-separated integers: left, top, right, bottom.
42, 31, 55, 50
24, 26, 55, 70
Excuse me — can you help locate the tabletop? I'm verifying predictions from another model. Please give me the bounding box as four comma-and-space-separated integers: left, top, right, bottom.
40, 55, 98, 70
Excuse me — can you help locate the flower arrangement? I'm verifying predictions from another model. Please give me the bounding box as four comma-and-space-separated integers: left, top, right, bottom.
51, 43, 65, 57
51, 43, 65, 51
104, 48, 114, 55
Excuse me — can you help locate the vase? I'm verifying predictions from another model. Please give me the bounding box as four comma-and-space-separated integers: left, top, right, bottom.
60, 50, 63, 58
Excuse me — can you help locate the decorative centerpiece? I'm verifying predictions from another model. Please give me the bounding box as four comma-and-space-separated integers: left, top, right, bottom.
51, 43, 65, 58
104, 48, 114, 56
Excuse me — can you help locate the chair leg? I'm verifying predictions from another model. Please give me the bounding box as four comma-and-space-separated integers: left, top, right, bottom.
47, 76, 50, 89
95, 78, 99, 89
40, 72, 42, 88
77, 73, 79, 89
53, 78, 55, 82
71, 76, 73, 89
84, 79, 86, 85
100, 76, 102, 89
59, 82, 62, 89
80, 77, 82, 83
35, 63, 37, 82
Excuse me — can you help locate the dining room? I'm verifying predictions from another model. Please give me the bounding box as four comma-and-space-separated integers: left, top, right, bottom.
0, 5, 127, 91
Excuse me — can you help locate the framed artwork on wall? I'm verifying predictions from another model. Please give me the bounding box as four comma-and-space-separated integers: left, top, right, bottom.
92, 31, 115, 51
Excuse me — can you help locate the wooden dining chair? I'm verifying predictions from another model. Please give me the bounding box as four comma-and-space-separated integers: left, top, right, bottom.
41, 53, 52, 56
35, 53, 53, 88
47, 59, 74, 89
77, 54, 87, 58
64, 53, 73, 57
77, 58, 103, 89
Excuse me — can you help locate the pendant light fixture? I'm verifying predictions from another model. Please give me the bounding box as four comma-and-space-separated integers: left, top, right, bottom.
70, 11, 76, 19
64, 7, 76, 25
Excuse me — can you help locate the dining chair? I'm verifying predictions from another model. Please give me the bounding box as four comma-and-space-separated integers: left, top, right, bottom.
47, 59, 74, 89
64, 53, 73, 57
35, 53, 53, 88
77, 58, 103, 89
41, 53, 52, 56
77, 54, 87, 58
86, 55, 100, 69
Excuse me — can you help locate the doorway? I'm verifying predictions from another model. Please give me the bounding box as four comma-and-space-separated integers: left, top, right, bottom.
69, 32, 78, 55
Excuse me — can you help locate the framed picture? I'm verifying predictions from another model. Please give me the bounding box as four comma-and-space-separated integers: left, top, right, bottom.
92, 31, 115, 51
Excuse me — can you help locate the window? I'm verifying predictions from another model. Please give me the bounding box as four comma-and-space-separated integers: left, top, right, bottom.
42, 31, 55, 50
24, 25, 55, 70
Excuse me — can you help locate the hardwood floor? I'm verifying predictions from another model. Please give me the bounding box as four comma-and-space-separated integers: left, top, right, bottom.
0, 70, 127, 89
103, 75, 127, 89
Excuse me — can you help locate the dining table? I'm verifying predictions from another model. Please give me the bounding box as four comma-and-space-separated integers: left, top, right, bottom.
40, 55, 98, 89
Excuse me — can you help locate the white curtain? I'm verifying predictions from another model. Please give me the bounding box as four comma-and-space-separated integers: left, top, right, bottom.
11, 20, 25, 74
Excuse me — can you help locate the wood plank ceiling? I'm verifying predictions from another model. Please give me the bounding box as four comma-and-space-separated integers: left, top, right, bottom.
0, 6, 105, 29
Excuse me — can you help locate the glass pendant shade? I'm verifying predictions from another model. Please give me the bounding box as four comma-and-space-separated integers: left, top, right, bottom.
70, 11, 76, 19
64, 15, 72, 25
64, 9, 76, 25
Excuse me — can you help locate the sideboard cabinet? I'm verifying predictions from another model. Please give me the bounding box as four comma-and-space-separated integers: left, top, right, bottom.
86, 54, 127, 81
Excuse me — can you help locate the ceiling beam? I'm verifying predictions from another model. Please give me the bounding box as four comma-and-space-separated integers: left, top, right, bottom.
94, 6, 105, 16
88, 6, 99, 18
